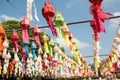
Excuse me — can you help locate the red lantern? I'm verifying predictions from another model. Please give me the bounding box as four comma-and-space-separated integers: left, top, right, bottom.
48, 55, 52, 61
11, 30, 19, 51
89, 0, 103, 4
42, 0, 57, 36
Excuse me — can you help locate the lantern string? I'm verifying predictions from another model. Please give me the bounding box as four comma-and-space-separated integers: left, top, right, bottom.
6, 0, 26, 16
5, 15, 120, 32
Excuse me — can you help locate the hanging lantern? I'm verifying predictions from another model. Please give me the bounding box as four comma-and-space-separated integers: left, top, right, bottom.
20, 16, 30, 56
89, 0, 103, 4
54, 11, 64, 26
34, 25, 42, 48
61, 22, 71, 48
11, 30, 19, 52
48, 38, 54, 57
54, 11, 64, 38
20, 16, 30, 42
0, 23, 5, 54
42, 0, 57, 36
20, 16, 30, 30
42, 33, 49, 53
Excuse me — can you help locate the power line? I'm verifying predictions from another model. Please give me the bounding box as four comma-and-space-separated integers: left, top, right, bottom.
5, 15, 120, 32
6, 0, 25, 15
84, 54, 108, 58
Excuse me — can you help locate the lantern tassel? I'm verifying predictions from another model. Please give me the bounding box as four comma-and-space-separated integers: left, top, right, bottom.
47, 18, 57, 36
35, 36, 42, 48
56, 25, 62, 38
23, 42, 29, 57
31, 42, 37, 59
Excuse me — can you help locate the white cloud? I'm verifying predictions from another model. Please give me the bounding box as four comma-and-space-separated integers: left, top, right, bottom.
66, 0, 81, 9
0, 14, 20, 22
108, 12, 120, 29
55, 38, 67, 48
55, 37, 90, 49
75, 38, 90, 49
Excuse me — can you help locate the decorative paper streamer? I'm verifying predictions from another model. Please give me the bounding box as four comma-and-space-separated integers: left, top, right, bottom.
33, 2, 40, 22
108, 56, 112, 68
2, 35, 9, 58
31, 41, 37, 59
54, 11, 64, 38
91, 17, 101, 76
10, 59, 15, 75
20, 16, 30, 56
34, 25, 42, 48
21, 48, 27, 74
42, 0, 57, 36
89, 0, 112, 33
0, 23, 5, 56
27, 0, 34, 21
0, 61, 2, 75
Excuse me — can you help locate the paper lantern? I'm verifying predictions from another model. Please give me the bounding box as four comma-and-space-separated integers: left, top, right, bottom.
20, 16, 30, 56
54, 11, 64, 38
11, 30, 19, 52
34, 25, 42, 48
42, 0, 57, 36
0, 23, 5, 51
61, 22, 71, 48
20, 16, 30, 29
42, 33, 49, 53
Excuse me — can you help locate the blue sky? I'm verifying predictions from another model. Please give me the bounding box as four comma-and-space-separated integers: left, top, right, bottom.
0, 0, 120, 64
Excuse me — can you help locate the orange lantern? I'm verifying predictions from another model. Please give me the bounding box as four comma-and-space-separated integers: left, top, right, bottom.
0, 23, 5, 56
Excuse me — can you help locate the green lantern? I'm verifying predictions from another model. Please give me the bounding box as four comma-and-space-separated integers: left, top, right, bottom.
54, 11, 64, 38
